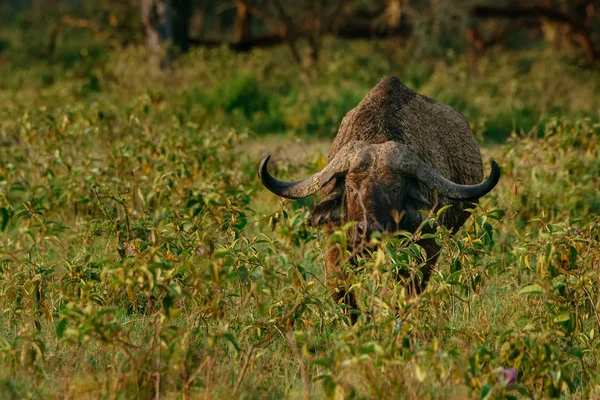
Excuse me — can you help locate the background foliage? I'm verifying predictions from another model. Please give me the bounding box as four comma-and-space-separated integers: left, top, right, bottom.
1, 1, 600, 399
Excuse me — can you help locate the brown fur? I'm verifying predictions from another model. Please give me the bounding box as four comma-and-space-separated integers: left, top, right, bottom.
311, 76, 486, 312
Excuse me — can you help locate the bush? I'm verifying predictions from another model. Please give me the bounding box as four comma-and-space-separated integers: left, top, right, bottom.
1, 37, 599, 398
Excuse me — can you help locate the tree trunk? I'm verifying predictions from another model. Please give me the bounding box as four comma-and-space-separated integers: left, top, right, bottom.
472, 5, 597, 63
386, 0, 402, 30
465, 28, 482, 77
172, 0, 192, 52
308, 0, 323, 63
141, 0, 172, 52
272, 0, 302, 65
233, 0, 252, 44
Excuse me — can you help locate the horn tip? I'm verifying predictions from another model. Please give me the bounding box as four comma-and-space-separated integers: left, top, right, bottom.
258, 155, 272, 180
490, 160, 501, 179
485, 160, 501, 193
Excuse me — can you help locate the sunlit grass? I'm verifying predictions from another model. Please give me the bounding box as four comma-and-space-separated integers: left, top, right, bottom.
0, 42, 599, 399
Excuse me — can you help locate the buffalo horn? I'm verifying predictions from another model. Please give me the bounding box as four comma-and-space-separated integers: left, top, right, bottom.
258, 141, 368, 199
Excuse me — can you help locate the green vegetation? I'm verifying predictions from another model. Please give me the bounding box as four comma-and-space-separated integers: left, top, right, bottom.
1, 40, 599, 399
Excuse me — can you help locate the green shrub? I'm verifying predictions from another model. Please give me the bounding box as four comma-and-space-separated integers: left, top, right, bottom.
1, 37, 600, 398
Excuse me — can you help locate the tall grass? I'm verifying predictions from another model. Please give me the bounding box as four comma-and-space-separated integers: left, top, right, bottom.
0, 42, 599, 398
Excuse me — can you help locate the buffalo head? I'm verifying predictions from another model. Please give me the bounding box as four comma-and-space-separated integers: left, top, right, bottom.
259, 140, 500, 244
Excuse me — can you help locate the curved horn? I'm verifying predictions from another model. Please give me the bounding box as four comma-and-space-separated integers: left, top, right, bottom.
383, 142, 500, 200
416, 160, 500, 200
258, 141, 368, 199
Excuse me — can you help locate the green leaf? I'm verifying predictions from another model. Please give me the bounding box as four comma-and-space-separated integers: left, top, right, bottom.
163, 295, 173, 317
56, 318, 67, 338
510, 384, 531, 398
223, 333, 240, 354
451, 258, 462, 273
554, 311, 571, 323
313, 358, 333, 369
168, 283, 182, 298
568, 246, 578, 266
359, 343, 384, 356
487, 207, 505, 221
567, 348, 583, 358
480, 383, 493, 400
447, 270, 462, 284
0, 208, 8, 232
436, 204, 453, 218
544, 242, 553, 265
483, 222, 494, 239
519, 284, 543, 294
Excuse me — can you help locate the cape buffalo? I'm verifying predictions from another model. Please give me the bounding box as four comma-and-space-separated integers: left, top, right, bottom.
258, 76, 500, 312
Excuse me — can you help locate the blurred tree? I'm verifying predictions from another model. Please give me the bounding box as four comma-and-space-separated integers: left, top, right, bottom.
141, 0, 191, 57
472, 0, 598, 63
3, 0, 597, 68
141, 0, 172, 51
232, 0, 252, 44
172, 0, 192, 51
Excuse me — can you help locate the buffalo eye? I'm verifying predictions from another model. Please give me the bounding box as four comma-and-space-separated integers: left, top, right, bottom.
392, 187, 404, 198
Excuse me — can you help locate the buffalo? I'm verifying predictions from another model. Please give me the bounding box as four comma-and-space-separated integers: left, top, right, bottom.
258, 76, 500, 313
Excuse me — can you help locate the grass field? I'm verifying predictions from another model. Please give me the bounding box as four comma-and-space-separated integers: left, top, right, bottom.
1, 40, 600, 399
